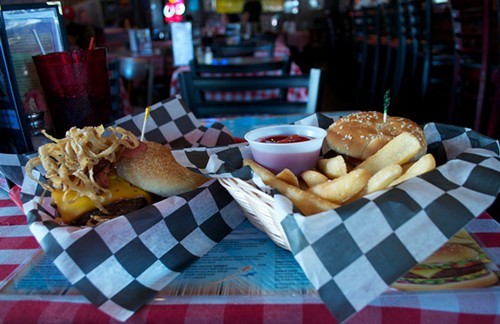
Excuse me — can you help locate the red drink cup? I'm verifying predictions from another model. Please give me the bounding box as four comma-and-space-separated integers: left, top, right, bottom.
32, 48, 112, 138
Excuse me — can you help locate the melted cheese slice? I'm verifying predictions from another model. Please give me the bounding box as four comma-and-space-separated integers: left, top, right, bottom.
52, 174, 152, 223
409, 268, 441, 279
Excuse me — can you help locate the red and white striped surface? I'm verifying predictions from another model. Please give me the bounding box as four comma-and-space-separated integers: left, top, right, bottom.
0, 192, 41, 290
0, 187, 498, 323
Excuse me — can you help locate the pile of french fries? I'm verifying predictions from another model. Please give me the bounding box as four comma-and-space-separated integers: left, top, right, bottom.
244, 132, 436, 216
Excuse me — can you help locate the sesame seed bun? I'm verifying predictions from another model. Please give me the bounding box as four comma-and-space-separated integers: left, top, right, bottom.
326, 111, 427, 160
116, 141, 209, 197
423, 243, 478, 264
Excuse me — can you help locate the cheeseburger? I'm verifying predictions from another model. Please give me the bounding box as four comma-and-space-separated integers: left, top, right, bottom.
392, 243, 498, 291
326, 111, 427, 161
26, 126, 208, 225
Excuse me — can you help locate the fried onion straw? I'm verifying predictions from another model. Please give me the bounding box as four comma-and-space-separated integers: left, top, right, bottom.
26, 126, 140, 212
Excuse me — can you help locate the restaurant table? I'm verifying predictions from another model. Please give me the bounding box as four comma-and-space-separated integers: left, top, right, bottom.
0, 113, 499, 323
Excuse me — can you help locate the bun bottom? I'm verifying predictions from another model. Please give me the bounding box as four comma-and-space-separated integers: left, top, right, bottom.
391, 271, 498, 291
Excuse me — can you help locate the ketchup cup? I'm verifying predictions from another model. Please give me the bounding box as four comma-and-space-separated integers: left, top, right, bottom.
244, 125, 327, 175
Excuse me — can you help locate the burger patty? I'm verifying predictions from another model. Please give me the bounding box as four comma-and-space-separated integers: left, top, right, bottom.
74, 197, 150, 226
404, 262, 485, 279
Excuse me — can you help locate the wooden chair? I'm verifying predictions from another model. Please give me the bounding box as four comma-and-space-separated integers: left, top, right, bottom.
178, 68, 322, 117
448, 0, 494, 133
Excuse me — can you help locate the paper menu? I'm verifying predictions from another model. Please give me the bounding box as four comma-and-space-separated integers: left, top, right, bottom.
3, 220, 315, 297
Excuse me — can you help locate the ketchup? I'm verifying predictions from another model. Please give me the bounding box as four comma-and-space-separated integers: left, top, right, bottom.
259, 134, 311, 143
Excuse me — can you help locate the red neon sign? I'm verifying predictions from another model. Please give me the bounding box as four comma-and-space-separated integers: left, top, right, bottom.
163, 0, 185, 23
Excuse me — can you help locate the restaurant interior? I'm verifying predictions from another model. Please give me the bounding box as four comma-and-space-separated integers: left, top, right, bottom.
0, 0, 499, 322
67, 0, 499, 137
27, 0, 500, 210
1, 0, 498, 138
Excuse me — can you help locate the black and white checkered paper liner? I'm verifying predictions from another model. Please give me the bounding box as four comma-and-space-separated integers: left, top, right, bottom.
268, 123, 500, 323
112, 95, 236, 150
0, 97, 250, 322
159, 118, 499, 324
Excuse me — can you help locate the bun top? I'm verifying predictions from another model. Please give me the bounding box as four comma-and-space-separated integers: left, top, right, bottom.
326, 111, 427, 160
423, 243, 478, 264
116, 141, 209, 197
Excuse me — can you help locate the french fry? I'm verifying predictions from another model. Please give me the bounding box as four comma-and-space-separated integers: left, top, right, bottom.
366, 164, 403, 194
276, 168, 299, 187
308, 169, 372, 204
355, 132, 421, 174
301, 170, 329, 187
317, 156, 348, 179
244, 159, 339, 215
400, 161, 415, 173
389, 153, 436, 187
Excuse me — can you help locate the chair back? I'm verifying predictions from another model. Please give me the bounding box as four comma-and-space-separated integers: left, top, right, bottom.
108, 58, 122, 119
380, 1, 406, 107
489, 69, 500, 138
379, 0, 426, 112
449, 0, 490, 64
211, 41, 275, 58
421, 1, 454, 99
448, 0, 492, 132
403, 0, 425, 78
351, 5, 382, 107
178, 68, 322, 117
188, 57, 291, 75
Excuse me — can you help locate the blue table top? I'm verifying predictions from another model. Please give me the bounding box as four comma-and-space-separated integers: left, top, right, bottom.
201, 111, 354, 138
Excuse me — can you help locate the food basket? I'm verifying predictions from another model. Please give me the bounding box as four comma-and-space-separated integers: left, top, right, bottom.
0, 97, 248, 322
219, 121, 500, 256
218, 177, 291, 251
